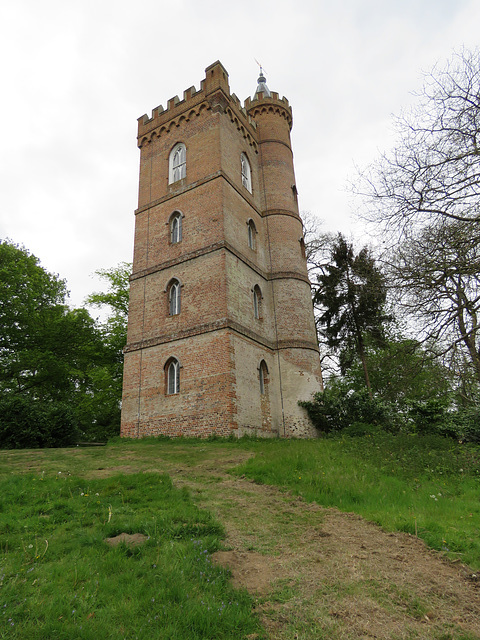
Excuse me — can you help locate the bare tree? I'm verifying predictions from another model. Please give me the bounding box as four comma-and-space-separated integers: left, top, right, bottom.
387, 220, 480, 386
300, 212, 338, 375
300, 211, 334, 286
356, 48, 480, 241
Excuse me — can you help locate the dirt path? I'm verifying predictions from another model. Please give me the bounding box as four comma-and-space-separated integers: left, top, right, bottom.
147, 448, 480, 640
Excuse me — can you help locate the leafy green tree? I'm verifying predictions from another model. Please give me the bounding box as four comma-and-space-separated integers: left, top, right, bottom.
86, 262, 130, 319
0, 242, 101, 399
0, 241, 107, 447
314, 234, 390, 397
343, 337, 453, 409
83, 262, 131, 441
300, 212, 338, 375
388, 220, 480, 389
0, 240, 65, 393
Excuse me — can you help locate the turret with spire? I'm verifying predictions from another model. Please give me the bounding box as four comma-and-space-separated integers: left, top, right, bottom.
255, 66, 271, 98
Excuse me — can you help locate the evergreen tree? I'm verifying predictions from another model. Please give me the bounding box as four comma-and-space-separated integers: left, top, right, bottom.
314, 234, 390, 397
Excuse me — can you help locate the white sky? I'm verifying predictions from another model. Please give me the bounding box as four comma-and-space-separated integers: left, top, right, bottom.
1, 0, 478, 310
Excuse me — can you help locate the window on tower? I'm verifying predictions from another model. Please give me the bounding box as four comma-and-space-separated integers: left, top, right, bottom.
167, 279, 181, 315
299, 237, 306, 259
170, 211, 183, 244
253, 285, 262, 320
169, 143, 186, 184
247, 219, 256, 250
241, 153, 252, 193
165, 357, 180, 395
259, 360, 269, 395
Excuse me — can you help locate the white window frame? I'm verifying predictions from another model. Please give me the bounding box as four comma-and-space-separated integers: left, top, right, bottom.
170, 212, 182, 244
166, 359, 180, 395
169, 143, 186, 184
241, 153, 252, 193
168, 280, 181, 316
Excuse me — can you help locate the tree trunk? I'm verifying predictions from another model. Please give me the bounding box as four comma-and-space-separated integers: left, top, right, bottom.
356, 328, 373, 399
457, 306, 480, 385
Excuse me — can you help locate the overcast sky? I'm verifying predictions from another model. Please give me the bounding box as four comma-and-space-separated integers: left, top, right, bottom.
1, 0, 478, 310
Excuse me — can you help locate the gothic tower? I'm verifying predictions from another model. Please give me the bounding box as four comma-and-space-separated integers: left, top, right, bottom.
120, 61, 323, 439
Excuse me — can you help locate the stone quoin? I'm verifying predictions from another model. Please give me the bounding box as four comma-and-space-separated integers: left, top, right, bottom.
120, 61, 323, 439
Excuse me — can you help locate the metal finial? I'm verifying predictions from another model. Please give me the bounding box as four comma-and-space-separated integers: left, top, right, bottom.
254, 59, 271, 98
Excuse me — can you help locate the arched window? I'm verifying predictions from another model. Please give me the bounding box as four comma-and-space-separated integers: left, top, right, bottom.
169, 143, 186, 184
299, 237, 306, 259
241, 153, 252, 193
167, 279, 181, 315
165, 358, 180, 395
253, 285, 262, 320
247, 219, 256, 250
259, 360, 269, 395
170, 211, 182, 244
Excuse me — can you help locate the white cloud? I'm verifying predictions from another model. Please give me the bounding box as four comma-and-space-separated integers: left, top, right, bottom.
0, 0, 478, 306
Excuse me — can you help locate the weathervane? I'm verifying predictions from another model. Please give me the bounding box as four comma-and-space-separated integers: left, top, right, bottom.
254, 58, 267, 77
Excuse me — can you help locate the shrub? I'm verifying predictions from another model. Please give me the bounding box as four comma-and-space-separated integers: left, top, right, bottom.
300, 383, 398, 434
407, 398, 450, 435
342, 421, 384, 437
0, 394, 78, 449
446, 405, 480, 443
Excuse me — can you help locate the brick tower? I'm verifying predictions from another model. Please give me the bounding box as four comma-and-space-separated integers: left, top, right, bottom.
120, 61, 323, 439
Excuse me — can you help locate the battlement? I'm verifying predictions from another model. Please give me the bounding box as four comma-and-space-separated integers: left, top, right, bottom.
245, 92, 293, 130
137, 61, 258, 144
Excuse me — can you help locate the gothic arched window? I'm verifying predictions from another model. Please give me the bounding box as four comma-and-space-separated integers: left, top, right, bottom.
253, 285, 262, 320
299, 237, 306, 259
165, 357, 180, 395
247, 219, 256, 250
241, 153, 252, 193
167, 279, 181, 316
170, 211, 182, 244
169, 143, 186, 184
259, 360, 269, 395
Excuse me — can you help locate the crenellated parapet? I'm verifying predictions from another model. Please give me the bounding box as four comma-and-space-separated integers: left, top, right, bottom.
137, 61, 259, 149
244, 92, 293, 130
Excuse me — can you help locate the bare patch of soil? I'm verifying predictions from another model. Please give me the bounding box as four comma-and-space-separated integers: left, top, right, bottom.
104, 532, 149, 547
90, 465, 140, 478
212, 550, 278, 594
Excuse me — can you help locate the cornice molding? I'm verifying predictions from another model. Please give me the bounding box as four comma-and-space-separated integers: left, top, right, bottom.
130, 240, 310, 286
135, 170, 261, 217
124, 318, 319, 355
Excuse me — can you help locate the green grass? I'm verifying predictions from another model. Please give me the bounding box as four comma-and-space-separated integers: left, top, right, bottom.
232, 433, 480, 570
0, 470, 263, 639
1, 433, 479, 638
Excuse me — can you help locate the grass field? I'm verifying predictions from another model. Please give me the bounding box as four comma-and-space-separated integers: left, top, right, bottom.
0, 467, 261, 639
232, 433, 480, 570
1, 433, 479, 639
